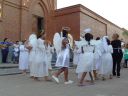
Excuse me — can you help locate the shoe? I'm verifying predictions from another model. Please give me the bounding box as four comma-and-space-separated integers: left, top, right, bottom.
52, 75, 59, 83
117, 76, 120, 78
64, 80, 74, 85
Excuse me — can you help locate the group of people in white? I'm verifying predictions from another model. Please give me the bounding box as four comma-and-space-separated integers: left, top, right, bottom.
18, 27, 126, 86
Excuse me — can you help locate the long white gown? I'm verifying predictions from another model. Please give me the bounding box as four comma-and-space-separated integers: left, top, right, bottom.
46, 45, 54, 70
99, 45, 113, 76
19, 45, 29, 70
55, 45, 70, 68
93, 40, 103, 71
76, 40, 95, 73
28, 34, 38, 77
73, 44, 80, 65
34, 38, 49, 77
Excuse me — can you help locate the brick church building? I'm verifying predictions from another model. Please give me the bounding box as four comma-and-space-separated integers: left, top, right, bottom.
0, 0, 126, 42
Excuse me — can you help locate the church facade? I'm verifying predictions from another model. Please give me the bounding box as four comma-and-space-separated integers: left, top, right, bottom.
0, 0, 57, 41
0, 0, 126, 42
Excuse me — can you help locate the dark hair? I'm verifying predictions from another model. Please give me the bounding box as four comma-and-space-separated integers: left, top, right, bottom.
96, 37, 100, 40
3, 38, 8, 42
106, 38, 111, 45
62, 29, 68, 38
84, 33, 93, 45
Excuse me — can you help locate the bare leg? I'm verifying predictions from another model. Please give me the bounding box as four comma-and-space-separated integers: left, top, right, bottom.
44, 76, 52, 81
79, 72, 87, 85
54, 68, 65, 77
93, 70, 97, 80
89, 72, 94, 83
63, 67, 68, 82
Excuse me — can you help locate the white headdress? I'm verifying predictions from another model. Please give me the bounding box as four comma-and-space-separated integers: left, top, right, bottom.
29, 33, 38, 48
81, 28, 92, 38
102, 36, 109, 52
84, 28, 92, 33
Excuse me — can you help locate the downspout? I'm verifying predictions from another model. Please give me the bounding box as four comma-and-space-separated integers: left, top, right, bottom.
19, 0, 22, 41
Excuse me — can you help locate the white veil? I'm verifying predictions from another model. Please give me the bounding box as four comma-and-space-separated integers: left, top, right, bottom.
29, 34, 38, 49
102, 36, 109, 53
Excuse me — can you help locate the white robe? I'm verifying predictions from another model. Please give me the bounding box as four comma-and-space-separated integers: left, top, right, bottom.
34, 38, 48, 77
76, 40, 95, 73
19, 45, 29, 70
46, 45, 54, 70
55, 45, 70, 68
99, 45, 113, 76
28, 34, 38, 77
93, 40, 103, 71
73, 45, 80, 65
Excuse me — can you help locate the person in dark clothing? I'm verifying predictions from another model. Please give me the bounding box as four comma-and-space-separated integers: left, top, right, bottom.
111, 33, 123, 78
1, 38, 12, 63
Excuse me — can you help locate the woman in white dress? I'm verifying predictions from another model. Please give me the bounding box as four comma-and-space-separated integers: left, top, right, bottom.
93, 37, 103, 80
73, 41, 80, 66
76, 33, 95, 86
25, 33, 38, 79
52, 38, 73, 84
34, 33, 51, 81
45, 41, 54, 70
19, 41, 29, 75
99, 36, 113, 80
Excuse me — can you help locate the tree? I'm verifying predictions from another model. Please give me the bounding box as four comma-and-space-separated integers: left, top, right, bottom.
123, 31, 128, 37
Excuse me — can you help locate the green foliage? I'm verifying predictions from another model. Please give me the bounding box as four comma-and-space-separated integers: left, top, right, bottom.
123, 31, 128, 37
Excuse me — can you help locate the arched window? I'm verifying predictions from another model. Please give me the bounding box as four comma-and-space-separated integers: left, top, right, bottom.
23, 0, 30, 6
0, 1, 3, 20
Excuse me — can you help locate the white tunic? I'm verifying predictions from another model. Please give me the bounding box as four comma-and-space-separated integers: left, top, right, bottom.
55, 45, 70, 68
28, 34, 38, 77
93, 40, 103, 71
34, 38, 48, 77
99, 45, 113, 75
46, 45, 54, 70
19, 45, 29, 70
76, 40, 95, 73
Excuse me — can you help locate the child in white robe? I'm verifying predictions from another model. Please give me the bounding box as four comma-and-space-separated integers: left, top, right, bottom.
76, 33, 95, 86
73, 41, 80, 66
93, 37, 103, 80
25, 33, 38, 79
34, 33, 51, 81
19, 41, 29, 75
52, 38, 73, 84
99, 36, 113, 80
45, 41, 54, 76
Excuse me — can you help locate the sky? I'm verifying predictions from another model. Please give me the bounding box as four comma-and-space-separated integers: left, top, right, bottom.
57, 0, 128, 30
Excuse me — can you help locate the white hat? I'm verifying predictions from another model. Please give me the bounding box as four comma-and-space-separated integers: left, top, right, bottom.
84, 28, 92, 33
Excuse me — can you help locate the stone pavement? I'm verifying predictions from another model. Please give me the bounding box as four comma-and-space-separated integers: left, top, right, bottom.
0, 68, 128, 96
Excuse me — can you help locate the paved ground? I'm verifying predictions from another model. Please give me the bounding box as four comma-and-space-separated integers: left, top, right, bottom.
0, 68, 128, 96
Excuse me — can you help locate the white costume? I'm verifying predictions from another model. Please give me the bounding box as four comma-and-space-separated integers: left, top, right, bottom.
34, 38, 49, 77
46, 44, 54, 70
93, 39, 103, 71
53, 33, 62, 56
55, 44, 70, 68
28, 34, 38, 77
73, 41, 80, 65
76, 40, 95, 73
99, 37, 113, 76
19, 45, 29, 70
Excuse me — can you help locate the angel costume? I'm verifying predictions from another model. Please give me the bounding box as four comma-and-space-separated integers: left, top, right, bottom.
28, 34, 38, 77
55, 44, 70, 68
93, 39, 103, 71
99, 37, 113, 76
19, 44, 29, 70
53, 33, 62, 56
34, 38, 49, 77
46, 44, 54, 70
76, 40, 95, 73
73, 41, 80, 65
